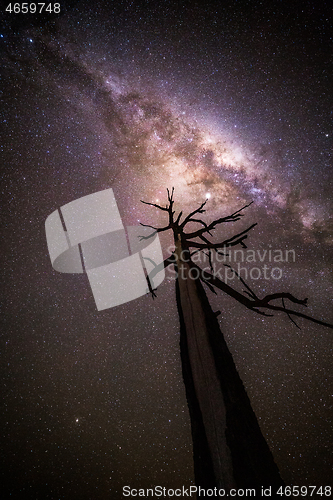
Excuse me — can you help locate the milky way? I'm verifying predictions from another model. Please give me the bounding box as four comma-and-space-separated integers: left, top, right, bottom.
1, 1, 333, 498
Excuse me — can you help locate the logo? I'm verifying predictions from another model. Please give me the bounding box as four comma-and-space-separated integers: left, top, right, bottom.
45, 189, 165, 310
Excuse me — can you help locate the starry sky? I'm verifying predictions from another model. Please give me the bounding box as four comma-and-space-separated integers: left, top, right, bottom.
1, 0, 333, 498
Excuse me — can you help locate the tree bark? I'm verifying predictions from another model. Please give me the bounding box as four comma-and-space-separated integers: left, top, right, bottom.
175, 238, 284, 496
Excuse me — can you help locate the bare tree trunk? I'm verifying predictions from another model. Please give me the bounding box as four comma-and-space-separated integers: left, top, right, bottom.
175, 238, 284, 495
137, 189, 332, 497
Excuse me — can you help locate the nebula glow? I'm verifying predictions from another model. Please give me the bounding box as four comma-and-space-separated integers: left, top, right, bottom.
1, 1, 332, 497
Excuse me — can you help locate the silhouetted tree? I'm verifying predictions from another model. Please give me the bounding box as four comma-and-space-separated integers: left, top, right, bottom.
141, 188, 333, 497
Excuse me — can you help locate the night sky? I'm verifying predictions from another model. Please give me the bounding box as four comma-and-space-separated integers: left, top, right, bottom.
1, 0, 333, 498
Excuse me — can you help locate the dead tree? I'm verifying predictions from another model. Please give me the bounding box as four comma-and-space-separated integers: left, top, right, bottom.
141, 188, 333, 496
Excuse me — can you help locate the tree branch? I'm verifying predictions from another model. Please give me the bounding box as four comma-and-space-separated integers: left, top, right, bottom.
192, 263, 333, 329
146, 274, 157, 299
188, 223, 257, 250
185, 218, 213, 236
144, 254, 177, 283
282, 297, 301, 329
175, 211, 183, 225
185, 201, 254, 239
141, 200, 169, 211
180, 200, 208, 228
224, 264, 258, 300
138, 224, 171, 241
140, 189, 333, 330
258, 293, 308, 307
